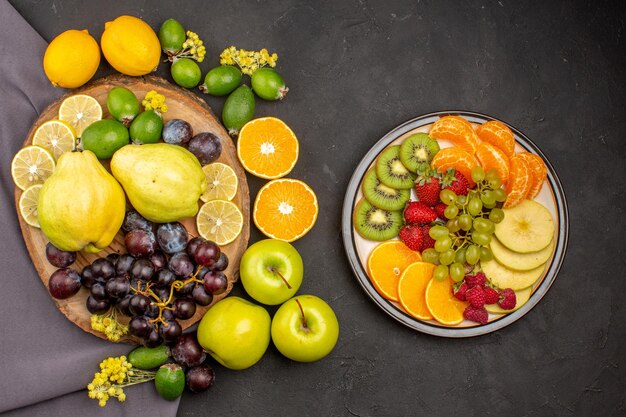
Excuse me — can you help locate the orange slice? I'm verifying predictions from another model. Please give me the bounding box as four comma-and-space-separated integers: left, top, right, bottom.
476, 120, 516, 157
429, 116, 480, 155
367, 241, 422, 302
503, 155, 532, 208
425, 277, 468, 326
430, 147, 479, 186
516, 152, 547, 199
237, 117, 299, 179
253, 178, 318, 242
397, 262, 434, 320
475, 142, 510, 184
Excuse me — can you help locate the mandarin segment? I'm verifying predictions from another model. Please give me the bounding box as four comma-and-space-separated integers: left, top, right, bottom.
397, 262, 434, 320
429, 116, 479, 154
503, 155, 531, 208
516, 152, 547, 199
367, 241, 422, 302
475, 142, 510, 184
476, 120, 515, 157
425, 277, 468, 326
430, 147, 479, 186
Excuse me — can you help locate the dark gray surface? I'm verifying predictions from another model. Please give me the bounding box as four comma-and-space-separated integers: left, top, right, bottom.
7, 0, 626, 416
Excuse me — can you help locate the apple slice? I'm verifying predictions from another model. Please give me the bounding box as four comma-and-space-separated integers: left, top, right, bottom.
490, 237, 554, 271
495, 199, 554, 253
485, 287, 533, 314
481, 259, 546, 291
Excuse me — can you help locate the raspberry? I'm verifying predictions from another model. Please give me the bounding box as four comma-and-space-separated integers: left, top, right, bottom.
453, 281, 469, 301
465, 272, 486, 287
398, 224, 423, 251
498, 288, 517, 310
404, 202, 437, 225
463, 305, 488, 324
484, 287, 500, 305
434, 203, 447, 219
420, 224, 436, 251
465, 285, 486, 308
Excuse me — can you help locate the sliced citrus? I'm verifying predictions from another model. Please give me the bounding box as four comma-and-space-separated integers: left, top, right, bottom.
32, 120, 76, 160
503, 155, 531, 208
430, 146, 479, 186
429, 116, 480, 154
367, 241, 422, 302
425, 277, 468, 326
476, 120, 515, 157
200, 162, 238, 202
196, 200, 244, 245
18, 184, 43, 228
516, 152, 547, 199
253, 178, 318, 242
58, 94, 102, 137
475, 142, 510, 184
398, 262, 434, 320
11, 145, 55, 190
237, 117, 299, 179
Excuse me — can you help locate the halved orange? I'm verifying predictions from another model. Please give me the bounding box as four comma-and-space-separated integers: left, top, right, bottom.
425, 277, 468, 326
237, 117, 299, 179
429, 116, 480, 155
397, 262, 434, 320
475, 142, 510, 184
253, 178, 318, 242
476, 120, 515, 157
367, 241, 422, 302
516, 152, 547, 199
430, 146, 479, 186
503, 156, 532, 208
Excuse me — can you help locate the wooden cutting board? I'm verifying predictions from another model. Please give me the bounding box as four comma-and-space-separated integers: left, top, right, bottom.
13, 74, 250, 343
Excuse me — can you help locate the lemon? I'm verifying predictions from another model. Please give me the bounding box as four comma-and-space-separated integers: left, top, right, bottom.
32, 120, 76, 160
200, 163, 238, 202
11, 146, 55, 190
43, 29, 100, 88
196, 200, 243, 245
18, 184, 43, 228
58, 94, 102, 137
101, 15, 161, 76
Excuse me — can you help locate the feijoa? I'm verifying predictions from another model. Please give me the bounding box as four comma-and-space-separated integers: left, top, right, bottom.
222, 85, 255, 137
130, 110, 163, 144
158, 18, 186, 54
128, 344, 170, 370
107, 86, 140, 126
155, 363, 185, 401
200, 65, 242, 96
81, 119, 129, 159
171, 58, 201, 89
251, 68, 288, 101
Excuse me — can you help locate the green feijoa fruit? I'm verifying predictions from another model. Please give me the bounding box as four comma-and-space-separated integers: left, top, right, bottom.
130, 110, 163, 144
200, 65, 242, 96
171, 58, 202, 89
107, 86, 140, 126
222, 85, 255, 136
81, 119, 129, 159
158, 18, 186, 54
155, 363, 185, 401
251, 68, 288, 101
128, 345, 170, 370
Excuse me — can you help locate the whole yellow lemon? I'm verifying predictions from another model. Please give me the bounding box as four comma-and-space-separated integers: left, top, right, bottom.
101, 15, 161, 76
43, 29, 100, 88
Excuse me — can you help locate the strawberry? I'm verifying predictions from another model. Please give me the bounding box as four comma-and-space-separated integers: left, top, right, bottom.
465, 285, 486, 308
399, 225, 423, 251
420, 224, 436, 251
442, 169, 470, 196
463, 305, 489, 324
484, 287, 500, 305
453, 281, 469, 301
465, 272, 486, 288
414, 174, 441, 207
403, 202, 437, 225
498, 288, 517, 310
434, 203, 447, 220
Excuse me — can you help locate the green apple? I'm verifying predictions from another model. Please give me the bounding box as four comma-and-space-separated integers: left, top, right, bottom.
240, 239, 304, 305
271, 295, 339, 362
197, 296, 271, 370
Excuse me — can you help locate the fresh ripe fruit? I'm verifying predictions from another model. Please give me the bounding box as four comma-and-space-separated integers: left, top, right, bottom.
186, 237, 206, 258
125, 229, 157, 257
162, 119, 193, 146
171, 334, 206, 367
453, 281, 469, 301
481, 259, 546, 291
376, 145, 416, 190
203, 270, 228, 295
168, 252, 194, 278
367, 241, 422, 302
58, 95, 103, 138
516, 152, 548, 199
476, 120, 516, 157
48, 268, 82, 299
495, 199, 554, 253
130, 110, 163, 144
192, 284, 213, 306
430, 147, 479, 187
414, 174, 441, 207
498, 288, 517, 310
81, 119, 129, 159
399, 133, 440, 173
397, 262, 434, 320
80, 265, 97, 288
193, 240, 221, 267
484, 287, 500, 304
122, 210, 153, 233
90, 282, 107, 301
222, 85, 255, 136
424, 277, 468, 325
463, 305, 489, 324
173, 297, 196, 320
442, 170, 470, 196
465, 272, 486, 287
171, 58, 202, 88
490, 236, 554, 271
155, 364, 185, 401
153, 269, 176, 288
45, 242, 76, 268
186, 365, 215, 393
159, 320, 183, 342
129, 316, 153, 338
86, 296, 110, 314
465, 285, 486, 308
398, 224, 424, 251
420, 225, 436, 251
11, 146, 55, 191
212, 252, 229, 271
32, 121, 76, 161
128, 345, 170, 370
115, 254, 135, 276
434, 203, 446, 219
201, 65, 242, 96
43, 29, 100, 88
158, 18, 186, 54
129, 294, 150, 316
130, 258, 155, 281
107, 86, 140, 126
251, 68, 289, 100
144, 329, 163, 348
149, 250, 167, 271
188, 132, 222, 165
156, 222, 188, 254
503, 156, 532, 208
429, 116, 480, 155
403, 201, 437, 225
475, 142, 510, 184
105, 276, 130, 299
91, 258, 116, 280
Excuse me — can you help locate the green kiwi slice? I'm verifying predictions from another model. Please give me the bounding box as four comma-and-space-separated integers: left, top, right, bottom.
353, 199, 402, 241
399, 133, 440, 172
362, 168, 410, 211
376, 145, 416, 189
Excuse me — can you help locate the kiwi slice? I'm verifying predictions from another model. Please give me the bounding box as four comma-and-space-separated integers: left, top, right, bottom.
376, 145, 416, 189
353, 199, 402, 241
399, 133, 440, 172
362, 169, 410, 211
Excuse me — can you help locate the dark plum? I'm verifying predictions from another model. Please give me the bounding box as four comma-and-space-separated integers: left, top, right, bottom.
159, 320, 182, 342
173, 297, 196, 320
171, 334, 206, 367
90, 282, 108, 301
131, 258, 155, 281
106, 253, 121, 265
211, 252, 229, 272
129, 294, 150, 316
203, 271, 228, 295
153, 269, 177, 288
45, 242, 76, 268
86, 295, 110, 314
125, 229, 157, 257
168, 252, 194, 278
163, 119, 193, 146
105, 276, 130, 299
91, 258, 116, 280
188, 132, 221, 165
80, 265, 97, 288
129, 315, 153, 338
149, 250, 167, 271
192, 240, 220, 267
122, 210, 153, 233
156, 222, 188, 254
48, 268, 82, 299
115, 254, 135, 276
192, 284, 213, 306
186, 365, 215, 393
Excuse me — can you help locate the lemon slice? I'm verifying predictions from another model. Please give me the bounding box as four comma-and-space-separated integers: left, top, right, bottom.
196, 200, 243, 245
18, 184, 43, 227
32, 120, 76, 160
11, 145, 55, 190
200, 163, 238, 202
58, 94, 102, 137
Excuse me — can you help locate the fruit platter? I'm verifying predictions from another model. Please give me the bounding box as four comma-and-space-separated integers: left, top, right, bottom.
342, 111, 568, 337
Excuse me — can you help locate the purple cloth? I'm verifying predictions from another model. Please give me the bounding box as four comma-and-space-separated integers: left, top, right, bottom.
0, 2, 180, 415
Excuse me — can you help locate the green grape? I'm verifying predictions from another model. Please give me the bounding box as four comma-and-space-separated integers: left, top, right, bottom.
421, 248, 440, 265
483, 200, 496, 209
485, 169, 500, 183
488, 177, 502, 189
447, 218, 461, 233
466, 245, 480, 265
457, 195, 467, 204
468, 197, 483, 216
449, 262, 465, 282
471, 231, 491, 246
433, 265, 449, 281
434, 236, 452, 252
444, 205, 459, 220
483, 219, 495, 234
471, 166, 485, 183
440, 189, 457, 206
481, 190, 496, 206
480, 247, 494, 262
429, 225, 449, 240
458, 214, 473, 231
489, 208, 505, 223
494, 188, 507, 202
440, 249, 455, 266
455, 247, 467, 264
473, 218, 490, 233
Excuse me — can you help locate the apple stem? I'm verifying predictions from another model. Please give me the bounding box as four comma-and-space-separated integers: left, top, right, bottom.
295, 299, 309, 331
269, 267, 292, 289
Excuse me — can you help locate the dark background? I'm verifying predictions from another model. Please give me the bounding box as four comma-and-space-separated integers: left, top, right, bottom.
9, 0, 625, 415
